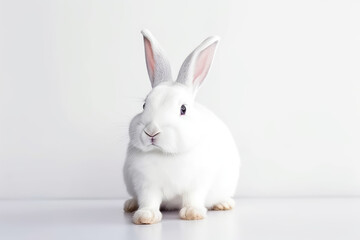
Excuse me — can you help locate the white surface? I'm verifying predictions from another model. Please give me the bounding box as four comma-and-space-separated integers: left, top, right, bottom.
1, 0, 360, 199
0, 198, 359, 240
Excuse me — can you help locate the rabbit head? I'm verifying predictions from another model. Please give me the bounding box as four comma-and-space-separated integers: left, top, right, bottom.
128, 29, 220, 154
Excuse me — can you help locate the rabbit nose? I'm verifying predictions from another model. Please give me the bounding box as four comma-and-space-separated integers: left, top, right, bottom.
144, 123, 160, 137
144, 130, 160, 138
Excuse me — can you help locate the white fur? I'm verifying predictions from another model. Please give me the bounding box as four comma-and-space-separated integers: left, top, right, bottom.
123, 29, 241, 224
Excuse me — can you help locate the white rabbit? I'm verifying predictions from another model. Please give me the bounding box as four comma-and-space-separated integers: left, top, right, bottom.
123, 29, 241, 224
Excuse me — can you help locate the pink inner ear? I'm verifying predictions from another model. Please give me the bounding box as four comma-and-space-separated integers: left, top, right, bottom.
193, 43, 217, 86
144, 37, 155, 81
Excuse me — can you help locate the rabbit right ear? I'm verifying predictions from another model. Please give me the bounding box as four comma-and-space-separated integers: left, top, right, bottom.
141, 29, 172, 88
176, 36, 220, 94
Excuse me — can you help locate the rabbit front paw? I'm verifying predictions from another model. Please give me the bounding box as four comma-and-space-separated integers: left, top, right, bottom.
133, 208, 162, 224
179, 206, 207, 220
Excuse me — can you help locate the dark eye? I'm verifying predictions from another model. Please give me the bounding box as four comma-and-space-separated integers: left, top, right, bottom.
143, 103, 145, 109
180, 104, 186, 115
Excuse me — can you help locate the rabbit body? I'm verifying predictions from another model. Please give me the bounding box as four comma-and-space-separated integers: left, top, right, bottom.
124, 96, 240, 209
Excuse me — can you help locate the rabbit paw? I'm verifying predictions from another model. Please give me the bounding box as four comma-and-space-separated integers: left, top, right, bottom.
123, 199, 139, 213
179, 206, 207, 220
133, 208, 162, 224
211, 199, 235, 211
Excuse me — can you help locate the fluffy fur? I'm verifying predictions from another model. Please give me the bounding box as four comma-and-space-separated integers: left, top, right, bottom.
123, 29, 241, 224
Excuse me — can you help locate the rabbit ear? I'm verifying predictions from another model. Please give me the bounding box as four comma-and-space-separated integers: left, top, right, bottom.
176, 36, 220, 93
141, 29, 172, 88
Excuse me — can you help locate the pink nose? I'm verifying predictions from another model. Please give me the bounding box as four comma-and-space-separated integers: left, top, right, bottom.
144, 131, 160, 138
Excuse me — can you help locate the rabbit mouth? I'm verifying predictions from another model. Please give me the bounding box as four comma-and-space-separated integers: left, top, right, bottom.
149, 139, 160, 147
146, 136, 158, 146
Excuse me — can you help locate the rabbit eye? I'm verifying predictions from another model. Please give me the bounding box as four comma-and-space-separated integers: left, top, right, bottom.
180, 104, 186, 115
143, 103, 146, 109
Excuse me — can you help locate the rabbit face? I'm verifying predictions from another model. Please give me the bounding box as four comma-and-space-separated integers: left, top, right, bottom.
129, 82, 202, 154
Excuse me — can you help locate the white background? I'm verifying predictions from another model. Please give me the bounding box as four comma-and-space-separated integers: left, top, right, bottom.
0, 0, 359, 199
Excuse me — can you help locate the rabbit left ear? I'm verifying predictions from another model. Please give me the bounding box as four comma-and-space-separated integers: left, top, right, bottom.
141, 29, 173, 88
176, 36, 220, 93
